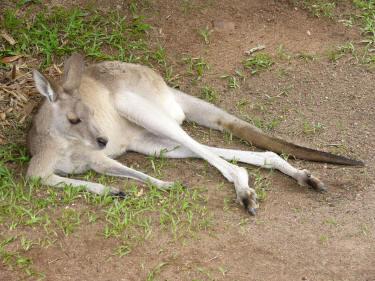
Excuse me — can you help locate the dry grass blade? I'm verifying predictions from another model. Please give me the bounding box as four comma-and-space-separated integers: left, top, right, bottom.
1, 30, 16, 45
0, 67, 37, 142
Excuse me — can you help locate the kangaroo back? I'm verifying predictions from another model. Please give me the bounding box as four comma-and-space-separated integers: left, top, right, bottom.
173, 89, 364, 166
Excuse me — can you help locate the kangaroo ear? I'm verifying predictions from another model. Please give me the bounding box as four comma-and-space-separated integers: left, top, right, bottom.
62, 53, 84, 93
32, 69, 57, 102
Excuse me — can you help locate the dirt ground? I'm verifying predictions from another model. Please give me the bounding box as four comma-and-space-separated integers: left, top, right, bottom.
1, 0, 375, 280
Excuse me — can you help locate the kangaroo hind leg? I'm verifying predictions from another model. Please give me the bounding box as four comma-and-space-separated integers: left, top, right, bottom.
172, 88, 325, 191
116, 91, 258, 215
129, 134, 325, 192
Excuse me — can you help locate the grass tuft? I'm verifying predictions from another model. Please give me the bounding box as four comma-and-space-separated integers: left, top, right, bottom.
243, 53, 274, 75
182, 56, 209, 80
296, 1, 336, 18
200, 85, 219, 102
198, 26, 212, 44
353, 0, 375, 62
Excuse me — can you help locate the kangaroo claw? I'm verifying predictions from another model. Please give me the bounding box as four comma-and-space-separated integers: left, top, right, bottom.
111, 190, 126, 199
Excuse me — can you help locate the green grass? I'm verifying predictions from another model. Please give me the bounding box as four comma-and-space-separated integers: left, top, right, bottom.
352, 0, 375, 63
354, 0, 375, 46
324, 218, 338, 226
296, 52, 316, 61
302, 120, 324, 135
0, 143, 30, 164
1, 171, 209, 242
222, 75, 240, 89
251, 170, 271, 202
319, 234, 329, 244
182, 56, 210, 80
327, 42, 356, 62
0, 144, 211, 278
236, 99, 249, 114
247, 116, 282, 131
198, 26, 212, 45
276, 44, 292, 60
147, 149, 169, 177
296, 0, 375, 64
0, 4, 158, 68
295, 1, 336, 18
243, 53, 274, 75
359, 223, 370, 236
56, 208, 82, 236
146, 262, 168, 281
223, 130, 233, 144
221, 70, 245, 89
200, 85, 219, 102
327, 143, 351, 156
315, 0, 375, 64
309, 1, 336, 18
0, 235, 44, 279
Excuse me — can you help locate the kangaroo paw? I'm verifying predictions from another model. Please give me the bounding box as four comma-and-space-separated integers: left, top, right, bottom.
237, 188, 258, 216
298, 169, 326, 192
111, 190, 127, 199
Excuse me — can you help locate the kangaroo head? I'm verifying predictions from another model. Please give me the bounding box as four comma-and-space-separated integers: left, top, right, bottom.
32, 53, 108, 149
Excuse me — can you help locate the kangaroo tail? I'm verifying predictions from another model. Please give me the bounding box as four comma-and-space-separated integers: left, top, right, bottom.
221, 119, 364, 166
173, 89, 364, 166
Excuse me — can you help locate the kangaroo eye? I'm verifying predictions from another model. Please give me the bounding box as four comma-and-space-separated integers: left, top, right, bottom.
68, 118, 81, 124
67, 112, 81, 124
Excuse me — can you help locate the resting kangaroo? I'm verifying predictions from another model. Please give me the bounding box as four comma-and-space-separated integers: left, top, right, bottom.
27, 53, 364, 215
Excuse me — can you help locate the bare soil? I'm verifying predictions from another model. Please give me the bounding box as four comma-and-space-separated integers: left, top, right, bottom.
1, 0, 374, 280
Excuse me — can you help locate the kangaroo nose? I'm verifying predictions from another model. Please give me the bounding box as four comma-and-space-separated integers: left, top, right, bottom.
96, 137, 108, 148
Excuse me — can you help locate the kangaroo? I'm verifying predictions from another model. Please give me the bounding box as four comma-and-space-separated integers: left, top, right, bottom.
27, 53, 364, 215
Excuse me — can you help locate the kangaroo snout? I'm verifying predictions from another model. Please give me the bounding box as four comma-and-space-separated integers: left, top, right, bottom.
96, 137, 108, 148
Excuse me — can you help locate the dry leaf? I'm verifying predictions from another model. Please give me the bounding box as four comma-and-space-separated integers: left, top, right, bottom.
53, 63, 63, 74
0, 112, 6, 121
136, 188, 144, 197
1, 55, 23, 64
1, 30, 16, 45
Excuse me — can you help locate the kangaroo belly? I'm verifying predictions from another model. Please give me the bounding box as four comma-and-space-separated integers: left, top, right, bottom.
160, 90, 185, 124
